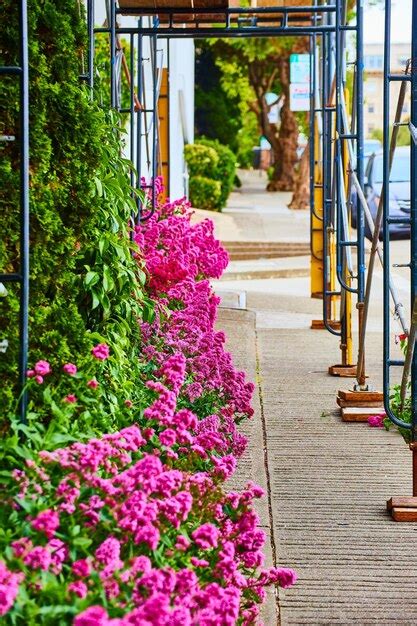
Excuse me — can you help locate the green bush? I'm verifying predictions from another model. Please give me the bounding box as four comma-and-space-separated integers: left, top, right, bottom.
188, 176, 222, 211
197, 138, 236, 207
0, 0, 154, 421
184, 139, 236, 211
184, 143, 219, 178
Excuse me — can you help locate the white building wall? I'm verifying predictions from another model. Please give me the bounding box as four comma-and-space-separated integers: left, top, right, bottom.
89, 3, 195, 202
168, 39, 195, 200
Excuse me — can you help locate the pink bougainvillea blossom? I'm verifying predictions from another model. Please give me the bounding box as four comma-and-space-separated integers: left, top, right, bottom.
0, 561, 22, 616
91, 343, 110, 360
31, 509, 60, 538
63, 394, 77, 404
63, 363, 77, 375
368, 413, 386, 428
34, 360, 51, 376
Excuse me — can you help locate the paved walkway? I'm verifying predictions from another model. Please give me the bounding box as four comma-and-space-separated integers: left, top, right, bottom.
214, 171, 417, 625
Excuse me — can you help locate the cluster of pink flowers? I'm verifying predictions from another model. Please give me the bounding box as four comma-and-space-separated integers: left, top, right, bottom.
3, 425, 295, 622
0, 183, 297, 622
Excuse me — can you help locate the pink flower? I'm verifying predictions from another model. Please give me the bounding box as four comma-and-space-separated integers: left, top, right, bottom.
190, 557, 209, 568
63, 394, 77, 404
0, 561, 22, 616
68, 580, 88, 598
74, 606, 109, 626
124, 399, 133, 408
11, 537, 32, 558
35, 375, 43, 384
34, 360, 51, 376
72, 559, 91, 578
63, 363, 77, 375
31, 509, 60, 538
26, 369, 35, 378
368, 413, 385, 428
159, 428, 177, 447
91, 343, 110, 361
191, 523, 220, 550
87, 378, 99, 389
268, 567, 298, 589
23, 546, 51, 570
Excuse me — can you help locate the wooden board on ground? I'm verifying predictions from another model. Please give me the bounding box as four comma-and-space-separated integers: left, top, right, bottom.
329, 364, 357, 377
311, 319, 341, 331
336, 397, 384, 409
341, 407, 384, 422
338, 389, 384, 403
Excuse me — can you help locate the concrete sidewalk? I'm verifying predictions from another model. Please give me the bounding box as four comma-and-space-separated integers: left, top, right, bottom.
214, 171, 417, 625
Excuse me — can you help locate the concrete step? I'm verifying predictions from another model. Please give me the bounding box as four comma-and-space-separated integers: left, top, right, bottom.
222, 240, 310, 261
222, 256, 310, 281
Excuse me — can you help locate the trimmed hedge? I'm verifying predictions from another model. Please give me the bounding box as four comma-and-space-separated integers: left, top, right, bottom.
188, 176, 222, 212
184, 139, 236, 211
0, 0, 154, 422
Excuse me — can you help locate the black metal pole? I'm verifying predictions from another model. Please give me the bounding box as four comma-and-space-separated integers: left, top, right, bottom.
411, 0, 417, 444
383, 0, 393, 421
110, 0, 117, 108
18, 0, 29, 423
87, 0, 94, 91
136, 24, 143, 223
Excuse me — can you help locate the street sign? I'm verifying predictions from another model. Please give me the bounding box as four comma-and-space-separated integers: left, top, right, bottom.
289, 53, 311, 112
290, 84, 310, 112
290, 53, 311, 84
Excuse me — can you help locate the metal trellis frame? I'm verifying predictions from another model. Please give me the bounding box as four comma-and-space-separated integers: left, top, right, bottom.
383, 0, 415, 434
383, 0, 417, 519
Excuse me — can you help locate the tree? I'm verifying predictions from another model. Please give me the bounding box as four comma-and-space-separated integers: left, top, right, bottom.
210, 36, 308, 192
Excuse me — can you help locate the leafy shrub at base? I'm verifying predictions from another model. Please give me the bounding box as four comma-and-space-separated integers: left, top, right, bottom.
188, 176, 222, 212
184, 140, 236, 211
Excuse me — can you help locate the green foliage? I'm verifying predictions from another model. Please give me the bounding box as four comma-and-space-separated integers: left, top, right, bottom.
194, 41, 259, 168
184, 143, 219, 178
188, 176, 222, 212
0, 0, 154, 420
184, 140, 236, 211
370, 126, 410, 147
197, 138, 237, 207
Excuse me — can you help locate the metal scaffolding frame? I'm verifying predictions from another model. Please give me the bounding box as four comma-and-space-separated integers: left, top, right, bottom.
382, 0, 416, 439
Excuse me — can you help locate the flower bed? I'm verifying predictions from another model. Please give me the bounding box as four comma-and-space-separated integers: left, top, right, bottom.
0, 186, 296, 623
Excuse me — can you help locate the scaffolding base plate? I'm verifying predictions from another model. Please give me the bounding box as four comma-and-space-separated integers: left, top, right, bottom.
336, 389, 384, 408
329, 364, 357, 377
387, 497, 417, 522
341, 407, 384, 422
337, 398, 384, 408
311, 319, 341, 331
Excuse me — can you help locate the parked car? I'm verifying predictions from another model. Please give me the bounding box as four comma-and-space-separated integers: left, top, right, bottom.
364, 138, 382, 158
351, 146, 410, 239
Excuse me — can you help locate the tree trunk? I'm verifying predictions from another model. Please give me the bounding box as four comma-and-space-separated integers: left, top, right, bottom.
288, 142, 310, 210
266, 57, 299, 192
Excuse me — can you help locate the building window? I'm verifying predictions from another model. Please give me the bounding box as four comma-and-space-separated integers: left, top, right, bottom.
365, 55, 383, 70
368, 104, 375, 113
365, 81, 377, 94
368, 124, 375, 134
403, 103, 409, 113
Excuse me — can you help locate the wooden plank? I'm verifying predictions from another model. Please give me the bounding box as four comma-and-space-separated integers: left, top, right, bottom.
337, 397, 384, 409
391, 507, 417, 522
387, 497, 417, 511
329, 364, 357, 378
338, 390, 384, 403
311, 319, 341, 331
341, 407, 384, 422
